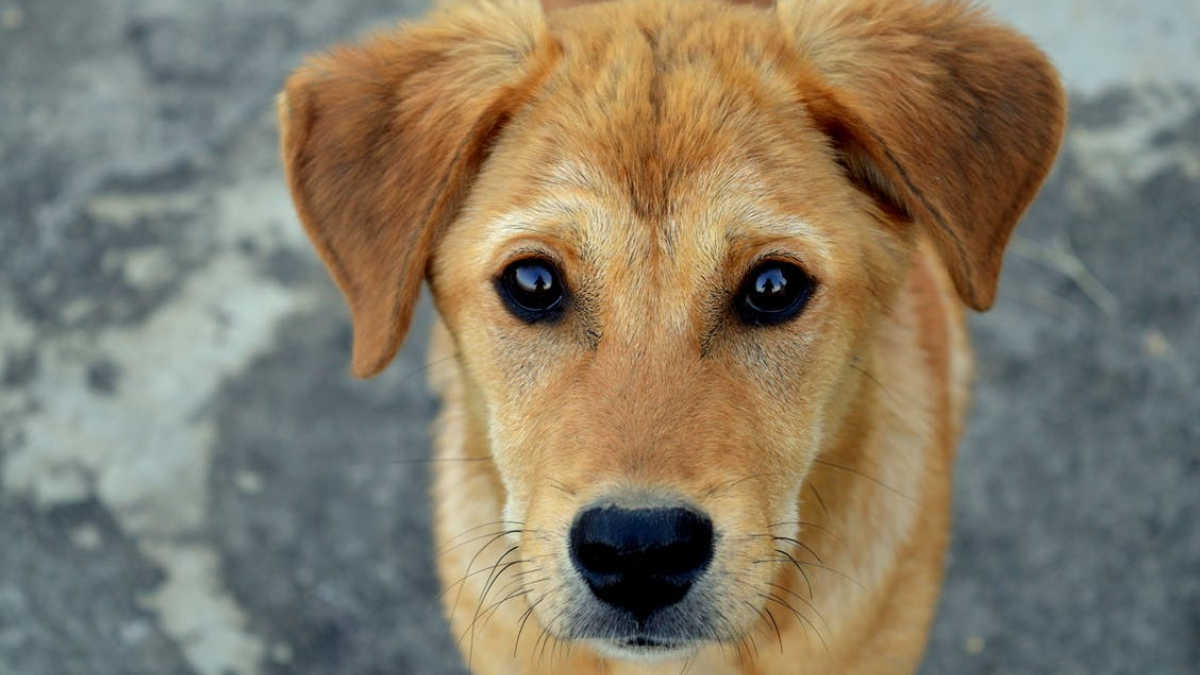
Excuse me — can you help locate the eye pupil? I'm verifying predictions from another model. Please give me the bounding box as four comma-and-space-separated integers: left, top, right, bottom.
755, 268, 787, 299
515, 265, 554, 294
738, 261, 814, 325
499, 259, 566, 320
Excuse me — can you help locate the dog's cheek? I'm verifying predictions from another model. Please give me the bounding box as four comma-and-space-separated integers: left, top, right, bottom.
483, 341, 598, 514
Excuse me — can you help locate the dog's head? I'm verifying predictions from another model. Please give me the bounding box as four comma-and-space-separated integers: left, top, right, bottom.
280, 0, 1063, 661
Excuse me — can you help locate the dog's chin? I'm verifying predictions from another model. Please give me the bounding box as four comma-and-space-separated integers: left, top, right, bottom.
588, 636, 698, 663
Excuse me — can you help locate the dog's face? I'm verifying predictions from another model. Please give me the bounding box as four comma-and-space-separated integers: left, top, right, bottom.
429, 35, 908, 655
279, 0, 1063, 661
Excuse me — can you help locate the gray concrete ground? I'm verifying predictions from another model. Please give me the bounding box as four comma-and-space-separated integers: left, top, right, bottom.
1, 1, 1197, 674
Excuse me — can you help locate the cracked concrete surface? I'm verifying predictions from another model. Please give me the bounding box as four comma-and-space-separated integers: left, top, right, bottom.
1, 1, 1197, 674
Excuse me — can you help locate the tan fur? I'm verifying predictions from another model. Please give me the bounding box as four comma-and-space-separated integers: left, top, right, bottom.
279, 0, 1064, 673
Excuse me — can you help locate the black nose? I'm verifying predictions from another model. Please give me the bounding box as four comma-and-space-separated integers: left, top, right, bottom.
569, 506, 714, 620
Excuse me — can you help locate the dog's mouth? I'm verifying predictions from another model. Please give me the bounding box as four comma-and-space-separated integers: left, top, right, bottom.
623, 635, 679, 649
591, 634, 694, 661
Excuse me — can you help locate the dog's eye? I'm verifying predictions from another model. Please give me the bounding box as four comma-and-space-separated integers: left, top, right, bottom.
498, 258, 565, 321
736, 261, 815, 326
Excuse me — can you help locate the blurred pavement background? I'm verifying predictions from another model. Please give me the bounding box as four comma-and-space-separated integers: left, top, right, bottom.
1, 1, 1197, 674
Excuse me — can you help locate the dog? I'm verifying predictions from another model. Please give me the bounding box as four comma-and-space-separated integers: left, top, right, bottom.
277, 0, 1065, 672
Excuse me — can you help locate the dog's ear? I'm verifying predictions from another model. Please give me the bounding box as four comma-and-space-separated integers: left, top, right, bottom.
279, 0, 553, 377
779, 0, 1066, 310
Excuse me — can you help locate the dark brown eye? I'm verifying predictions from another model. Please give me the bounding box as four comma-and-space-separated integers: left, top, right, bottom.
498, 258, 566, 321
736, 261, 815, 326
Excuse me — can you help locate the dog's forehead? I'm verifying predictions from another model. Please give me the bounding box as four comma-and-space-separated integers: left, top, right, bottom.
531, 5, 802, 217
479, 6, 845, 247
484, 158, 834, 262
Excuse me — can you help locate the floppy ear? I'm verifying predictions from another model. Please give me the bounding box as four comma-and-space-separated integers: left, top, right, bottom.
779, 0, 1066, 310
279, 0, 554, 377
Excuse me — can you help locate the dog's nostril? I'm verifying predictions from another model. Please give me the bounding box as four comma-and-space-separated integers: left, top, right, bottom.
569, 506, 714, 620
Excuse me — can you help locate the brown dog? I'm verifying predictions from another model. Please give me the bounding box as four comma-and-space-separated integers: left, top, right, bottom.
278, 0, 1065, 672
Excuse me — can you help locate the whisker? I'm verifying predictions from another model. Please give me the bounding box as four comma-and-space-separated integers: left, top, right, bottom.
768, 519, 845, 548
766, 581, 831, 631
438, 558, 527, 600
723, 628, 742, 667
450, 530, 524, 618
848, 361, 902, 411
772, 548, 815, 598
743, 630, 759, 664
474, 549, 523, 622
439, 520, 526, 549
771, 535, 823, 563
462, 546, 520, 662
744, 599, 784, 654
535, 607, 564, 668
514, 595, 545, 657
779, 554, 865, 590
711, 609, 734, 665
438, 528, 524, 557
477, 587, 533, 632
755, 554, 866, 598
561, 634, 577, 669
763, 606, 784, 654
812, 458, 917, 504
760, 592, 828, 653
808, 484, 830, 517
397, 352, 460, 385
